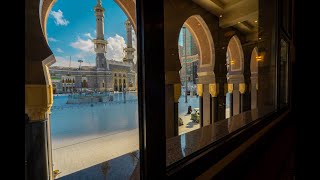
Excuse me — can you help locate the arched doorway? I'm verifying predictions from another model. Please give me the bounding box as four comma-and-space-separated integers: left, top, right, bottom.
82, 79, 88, 88
25, 0, 136, 179
175, 15, 215, 136
250, 47, 258, 109
225, 35, 245, 118
119, 79, 122, 92
177, 25, 200, 135
114, 79, 118, 91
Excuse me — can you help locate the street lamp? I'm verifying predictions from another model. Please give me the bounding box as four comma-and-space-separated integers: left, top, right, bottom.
78, 59, 83, 93
78, 59, 83, 70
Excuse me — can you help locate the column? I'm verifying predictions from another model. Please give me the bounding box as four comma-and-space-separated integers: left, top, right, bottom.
173, 84, 181, 136
26, 0, 55, 178
165, 84, 180, 138
202, 84, 211, 126
25, 85, 53, 180
217, 81, 226, 121
117, 79, 120, 92
228, 83, 233, 117
233, 83, 240, 115
251, 77, 258, 109
239, 83, 246, 113
197, 84, 203, 127
209, 83, 218, 124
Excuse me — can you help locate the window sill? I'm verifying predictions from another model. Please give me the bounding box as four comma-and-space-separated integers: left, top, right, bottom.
166, 108, 290, 178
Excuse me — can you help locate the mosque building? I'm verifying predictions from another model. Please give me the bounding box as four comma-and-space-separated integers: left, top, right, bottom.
49, 0, 137, 94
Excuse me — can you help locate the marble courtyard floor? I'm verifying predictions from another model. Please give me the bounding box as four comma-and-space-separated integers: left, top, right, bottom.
52, 129, 139, 178
52, 119, 200, 179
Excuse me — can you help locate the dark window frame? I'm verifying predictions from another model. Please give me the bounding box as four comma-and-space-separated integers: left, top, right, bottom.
136, 0, 166, 179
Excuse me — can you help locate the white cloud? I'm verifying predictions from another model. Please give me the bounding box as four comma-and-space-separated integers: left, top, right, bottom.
50, 9, 69, 26
70, 37, 95, 53
84, 33, 94, 40
106, 34, 126, 61
56, 48, 64, 53
52, 56, 92, 67
69, 34, 134, 63
48, 37, 58, 42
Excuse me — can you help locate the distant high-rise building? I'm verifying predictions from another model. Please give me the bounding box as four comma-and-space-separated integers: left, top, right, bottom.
178, 27, 199, 86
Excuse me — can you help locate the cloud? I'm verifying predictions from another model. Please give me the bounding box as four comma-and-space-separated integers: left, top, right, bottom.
56, 48, 64, 53
69, 34, 132, 63
50, 9, 69, 26
52, 56, 92, 67
84, 33, 94, 40
106, 34, 126, 61
70, 37, 95, 53
48, 37, 58, 42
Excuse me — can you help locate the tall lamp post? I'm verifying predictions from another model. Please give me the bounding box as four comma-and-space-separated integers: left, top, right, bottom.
78, 59, 83, 70
183, 26, 188, 103
78, 59, 83, 93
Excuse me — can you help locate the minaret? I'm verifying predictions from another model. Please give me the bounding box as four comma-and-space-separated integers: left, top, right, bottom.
123, 19, 135, 64
93, 0, 108, 70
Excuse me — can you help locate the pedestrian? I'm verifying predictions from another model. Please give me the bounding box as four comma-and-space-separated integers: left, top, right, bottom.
187, 105, 192, 114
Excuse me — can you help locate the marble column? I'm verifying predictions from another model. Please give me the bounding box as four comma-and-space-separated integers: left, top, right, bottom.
165, 83, 181, 138
25, 117, 49, 180
217, 82, 226, 121
117, 79, 120, 92
239, 83, 246, 113
197, 84, 204, 127
228, 83, 234, 117
202, 84, 211, 126
233, 83, 240, 115
26, 0, 56, 178
173, 84, 181, 136
25, 85, 53, 180
251, 77, 258, 109
209, 83, 218, 124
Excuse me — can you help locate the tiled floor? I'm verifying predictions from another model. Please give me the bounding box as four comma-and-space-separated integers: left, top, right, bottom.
57, 151, 140, 180
52, 128, 139, 179
179, 114, 200, 135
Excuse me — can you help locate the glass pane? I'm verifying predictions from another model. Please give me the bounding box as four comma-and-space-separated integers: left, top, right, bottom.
165, 0, 277, 166
279, 39, 289, 107
178, 27, 200, 135
47, 0, 139, 179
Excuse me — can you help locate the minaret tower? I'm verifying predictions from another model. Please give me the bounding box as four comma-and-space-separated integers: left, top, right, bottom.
123, 19, 135, 64
93, 0, 108, 70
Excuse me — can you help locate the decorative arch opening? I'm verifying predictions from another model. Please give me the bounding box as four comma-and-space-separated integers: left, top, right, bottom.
40, 0, 137, 39
250, 47, 258, 109
37, 0, 139, 178
226, 35, 244, 74
176, 14, 215, 135
184, 15, 215, 68
225, 35, 245, 118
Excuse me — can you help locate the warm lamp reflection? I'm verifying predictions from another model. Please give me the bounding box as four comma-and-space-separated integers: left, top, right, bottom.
256, 56, 263, 61
256, 51, 265, 62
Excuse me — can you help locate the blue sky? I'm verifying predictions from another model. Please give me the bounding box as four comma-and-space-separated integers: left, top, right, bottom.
47, 0, 136, 67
